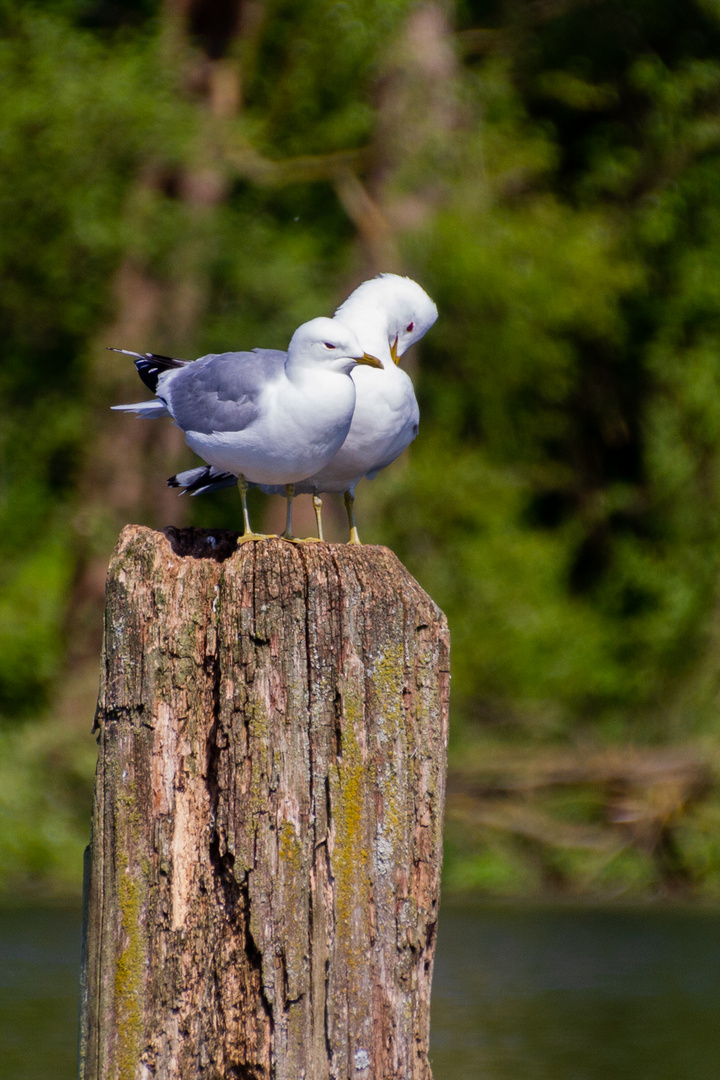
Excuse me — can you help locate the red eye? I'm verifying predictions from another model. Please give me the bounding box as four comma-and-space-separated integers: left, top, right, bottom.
405, 322, 414, 333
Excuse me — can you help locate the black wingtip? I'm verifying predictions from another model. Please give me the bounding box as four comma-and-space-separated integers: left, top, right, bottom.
135, 358, 164, 392
108, 348, 189, 391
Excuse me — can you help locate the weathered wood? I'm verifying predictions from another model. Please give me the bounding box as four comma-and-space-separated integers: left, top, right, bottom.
79, 525, 450, 1080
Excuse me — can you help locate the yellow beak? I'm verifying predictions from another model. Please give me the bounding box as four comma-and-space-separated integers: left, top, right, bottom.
390, 336, 400, 365
355, 352, 383, 369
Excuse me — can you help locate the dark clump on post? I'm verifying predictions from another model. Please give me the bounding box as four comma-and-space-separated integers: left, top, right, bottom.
79, 525, 450, 1080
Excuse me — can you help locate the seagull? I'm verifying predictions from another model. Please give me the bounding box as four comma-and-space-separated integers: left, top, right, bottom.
111, 317, 382, 541
300, 274, 438, 541
169, 275, 438, 542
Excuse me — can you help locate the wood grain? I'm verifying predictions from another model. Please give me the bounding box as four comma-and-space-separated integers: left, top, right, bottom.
79, 525, 450, 1080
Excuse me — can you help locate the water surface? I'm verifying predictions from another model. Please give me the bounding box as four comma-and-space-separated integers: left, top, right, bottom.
0, 906, 81, 1080
431, 902, 720, 1080
2, 902, 720, 1078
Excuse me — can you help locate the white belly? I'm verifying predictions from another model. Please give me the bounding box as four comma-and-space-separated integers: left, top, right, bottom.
184, 375, 356, 485
306, 364, 419, 492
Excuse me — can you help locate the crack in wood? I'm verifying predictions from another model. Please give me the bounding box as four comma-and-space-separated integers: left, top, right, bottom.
80, 526, 449, 1080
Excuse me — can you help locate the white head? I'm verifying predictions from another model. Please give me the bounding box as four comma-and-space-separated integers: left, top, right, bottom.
287, 316, 383, 376
334, 273, 438, 364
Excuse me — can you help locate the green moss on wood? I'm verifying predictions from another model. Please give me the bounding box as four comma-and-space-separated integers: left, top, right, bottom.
370, 643, 405, 731
114, 858, 147, 1080
279, 819, 303, 873
332, 680, 373, 948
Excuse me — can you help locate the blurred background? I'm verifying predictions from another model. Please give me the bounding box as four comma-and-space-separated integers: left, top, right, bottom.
8, 2, 720, 1076
5, 0, 720, 908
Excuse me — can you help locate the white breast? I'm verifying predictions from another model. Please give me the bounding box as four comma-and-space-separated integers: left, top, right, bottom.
184, 371, 357, 486
306, 363, 419, 493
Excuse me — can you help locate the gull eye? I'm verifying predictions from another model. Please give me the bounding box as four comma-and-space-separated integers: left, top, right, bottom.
323, 342, 336, 350
405, 322, 414, 333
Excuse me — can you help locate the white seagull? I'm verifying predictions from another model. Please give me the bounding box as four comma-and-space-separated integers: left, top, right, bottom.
299, 273, 438, 541
170, 275, 438, 542
111, 317, 382, 541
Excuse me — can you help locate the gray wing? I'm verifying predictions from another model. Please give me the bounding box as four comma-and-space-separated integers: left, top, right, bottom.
160, 349, 287, 434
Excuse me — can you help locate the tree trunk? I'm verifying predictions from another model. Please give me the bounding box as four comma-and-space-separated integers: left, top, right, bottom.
79, 525, 450, 1080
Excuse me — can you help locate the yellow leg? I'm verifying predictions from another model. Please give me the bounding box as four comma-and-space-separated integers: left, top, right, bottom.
281, 484, 295, 540
237, 476, 273, 544
312, 492, 325, 541
281, 484, 325, 543
344, 489, 361, 545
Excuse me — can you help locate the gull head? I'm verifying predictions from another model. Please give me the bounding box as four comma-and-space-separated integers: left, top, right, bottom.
335, 273, 438, 364
288, 316, 383, 375
381, 276, 438, 363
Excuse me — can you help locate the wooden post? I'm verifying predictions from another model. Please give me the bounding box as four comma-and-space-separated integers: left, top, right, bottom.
79, 525, 450, 1080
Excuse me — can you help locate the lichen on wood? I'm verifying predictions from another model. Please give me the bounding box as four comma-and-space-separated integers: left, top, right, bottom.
79, 525, 450, 1080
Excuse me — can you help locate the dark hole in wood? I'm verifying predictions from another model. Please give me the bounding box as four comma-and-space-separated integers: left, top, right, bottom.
163, 526, 240, 562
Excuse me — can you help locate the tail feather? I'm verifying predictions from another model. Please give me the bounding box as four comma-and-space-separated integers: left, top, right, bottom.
168, 465, 237, 497
107, 346, 189, 392
111, 400, 170, 418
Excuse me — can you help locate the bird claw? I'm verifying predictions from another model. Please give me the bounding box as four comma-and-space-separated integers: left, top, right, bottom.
280, 533, 324, 544
237, 532, 275, 545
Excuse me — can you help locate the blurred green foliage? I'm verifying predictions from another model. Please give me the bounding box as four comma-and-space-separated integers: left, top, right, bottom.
0, 719, 96, 896
5, 0, 720, 895
374, 12, 720, 739
0, 8, 187, 715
